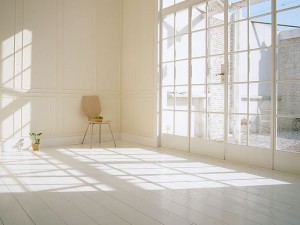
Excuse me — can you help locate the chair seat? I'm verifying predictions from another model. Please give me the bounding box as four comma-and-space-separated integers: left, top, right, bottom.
87, 120, 112, 124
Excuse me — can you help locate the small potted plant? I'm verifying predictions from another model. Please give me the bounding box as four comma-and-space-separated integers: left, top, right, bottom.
29, 133, 42, 151
94, 115, 103, 122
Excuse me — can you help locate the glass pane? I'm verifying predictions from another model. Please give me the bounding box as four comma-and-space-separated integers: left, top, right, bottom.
208, 1, 224, 27
228, 114, 248, 145
249, 48, 272, 81
277, 0, 300, 11
250, 0, 271, 17
228, 83, 248, 113
162, 62, 174, 86
191, 112, 206, 138
175, 86, 188, 110
175, 111, 188, 136
192, 31, 206, 58
277, 8, 300, 31
162, 111, 174, 134
249, 115, 271, 148
208, 56, 224, 84
175, 60, 188, 85
228, 0, 248, 22
175, 0, 185, 3
249, 15, 272, 49
277, 8, 300, 45
175, 34, 188, 60
191, 58, 206, 84
208, 84, 224, 112
277, 117, 300, 152
176, 9, 188, 35
162, 86, 174, 110
277, 82, 300, 115
208, 113, 224, 141
192, 3, 206, 31
228, 52, 248, 83
191, 85, 206, 111
228, 21, 248, 52
162, 0, 174, 9
249, 82, 271, 114
278, 45, 300, 81
162, 14, 174, 38
162, 38, 174, 62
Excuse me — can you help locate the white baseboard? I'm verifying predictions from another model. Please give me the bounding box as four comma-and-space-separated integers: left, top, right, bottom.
0, 133, 121, 151
0, 133, 155, 151
42, 136, 83, 148
121, 133, 158, 147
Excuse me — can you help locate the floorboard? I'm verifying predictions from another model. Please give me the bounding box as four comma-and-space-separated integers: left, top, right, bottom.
1, 141, 300, 225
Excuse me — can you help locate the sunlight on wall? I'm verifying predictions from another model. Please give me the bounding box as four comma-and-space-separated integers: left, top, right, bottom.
14, 31, 24, 90
1, 36, 14, 88
22, 29, 32, 89
0, 29, 32, 151
22, 102, 31, 135
1, 97, 14, 138
1, 30, 32, 89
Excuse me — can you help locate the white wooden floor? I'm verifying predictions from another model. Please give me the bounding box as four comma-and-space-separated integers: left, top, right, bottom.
1, 141, 300, 225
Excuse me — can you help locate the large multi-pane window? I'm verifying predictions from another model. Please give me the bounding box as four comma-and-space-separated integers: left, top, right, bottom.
160, 0, 300, 153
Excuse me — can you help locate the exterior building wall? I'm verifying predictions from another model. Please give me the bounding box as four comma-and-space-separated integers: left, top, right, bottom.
207, 18, 225, 140
277, 30, 300, 130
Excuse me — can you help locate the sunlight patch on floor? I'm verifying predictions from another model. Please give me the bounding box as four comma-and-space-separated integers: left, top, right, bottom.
0, 145, 291, 193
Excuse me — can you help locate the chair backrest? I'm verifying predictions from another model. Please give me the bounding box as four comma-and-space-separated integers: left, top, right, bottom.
82, 96, 101, 120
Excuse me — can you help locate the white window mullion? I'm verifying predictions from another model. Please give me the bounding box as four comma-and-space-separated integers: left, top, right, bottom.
205, 0, 209, 140
271, 0, 277, 168
188, 6, 192, 151
173, 12, 176, 135
159, 0, 163, 145
224, 0, 229, 159
247, 0, 250, 146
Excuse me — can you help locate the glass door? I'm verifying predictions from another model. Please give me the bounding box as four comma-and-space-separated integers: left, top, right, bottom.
160, 0, 226, 155
161, 8, 190, 151
189, 1, 226, 158
225, 0, 274, 167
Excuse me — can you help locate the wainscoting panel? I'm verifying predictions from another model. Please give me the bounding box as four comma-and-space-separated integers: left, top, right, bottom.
22, 0, 57, 90
21, 96, 56, 136
62, 0, 94, 90
62, 96, 86, 135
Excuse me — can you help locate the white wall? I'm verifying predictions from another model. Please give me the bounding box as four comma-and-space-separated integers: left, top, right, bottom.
121, 0, 158, 146
0, 0, 121, 150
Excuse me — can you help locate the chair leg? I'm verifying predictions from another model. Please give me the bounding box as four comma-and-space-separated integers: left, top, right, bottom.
108, 123, 116, 147
90, 123, 94, 149
99, 123, 101, 143
82, 123, 90, 144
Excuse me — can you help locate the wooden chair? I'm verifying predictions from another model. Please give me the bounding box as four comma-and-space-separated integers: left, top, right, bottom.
81, 96, 116, 148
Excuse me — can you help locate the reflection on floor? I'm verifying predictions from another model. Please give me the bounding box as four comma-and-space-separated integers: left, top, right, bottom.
0, 141, 300, 225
